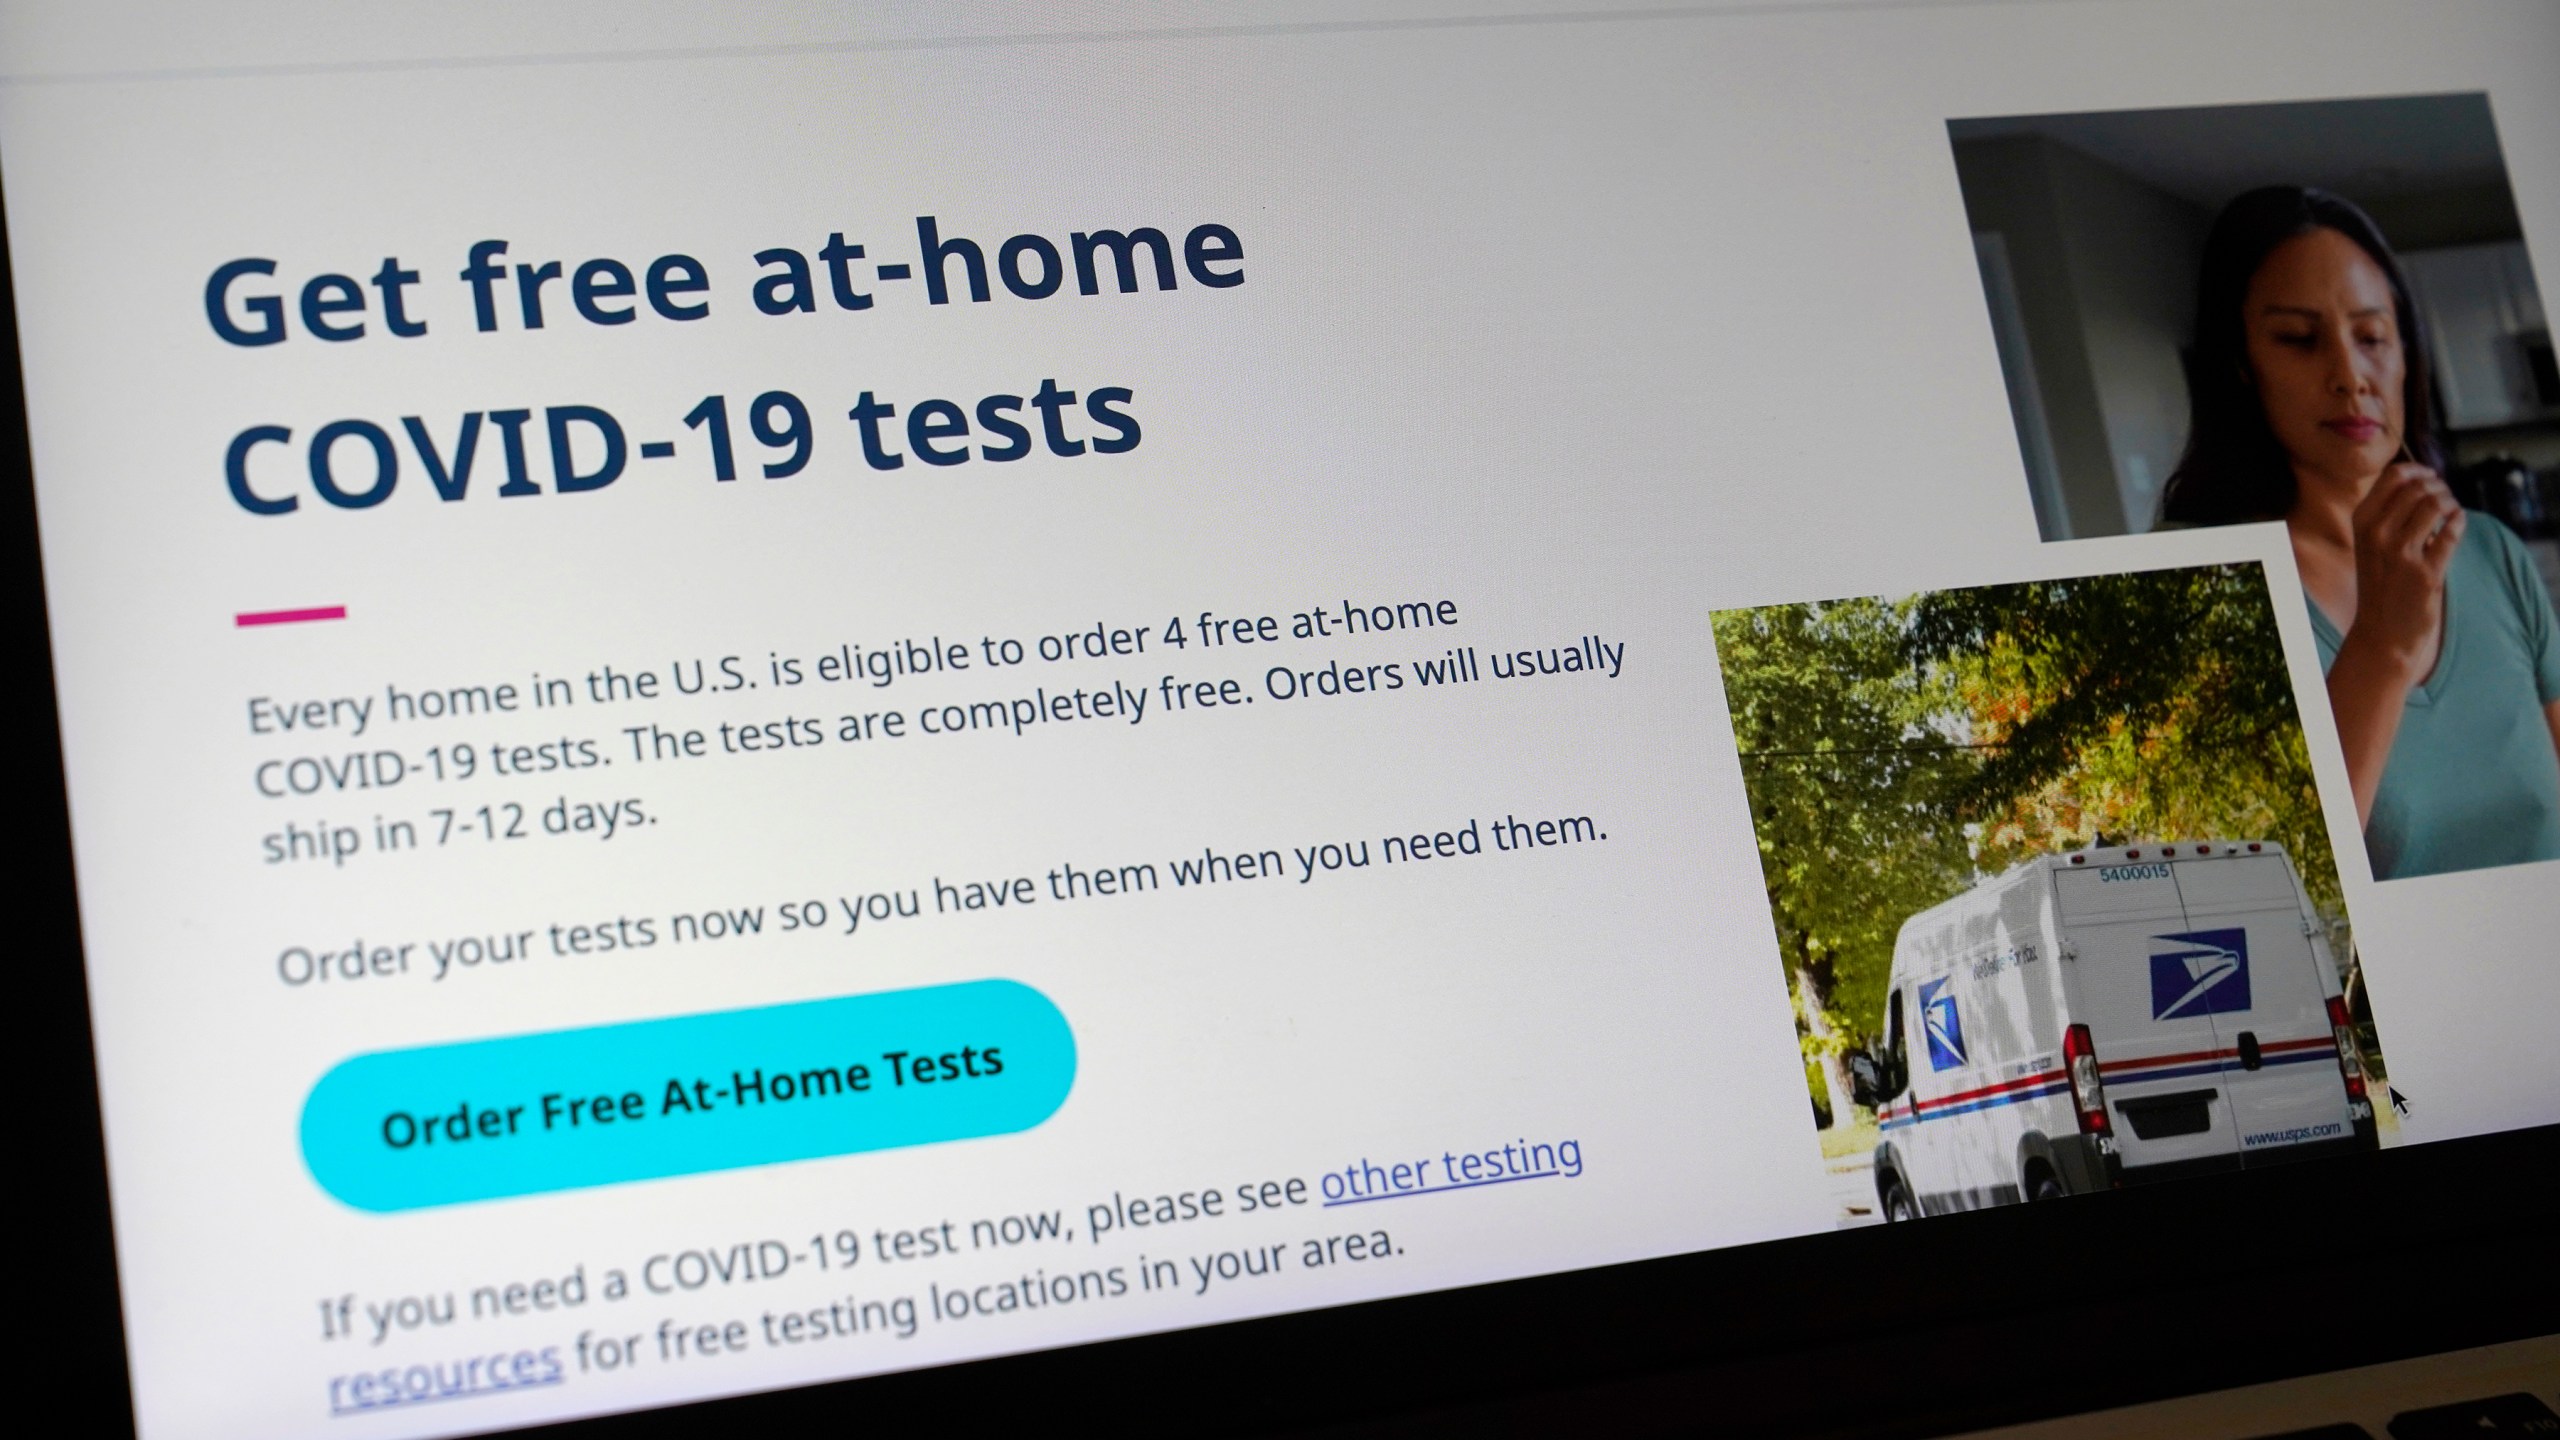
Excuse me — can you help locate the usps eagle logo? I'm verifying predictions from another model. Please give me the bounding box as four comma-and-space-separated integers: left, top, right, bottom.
1919, 977, 1967, 1071
2148, 929, 2252, 1019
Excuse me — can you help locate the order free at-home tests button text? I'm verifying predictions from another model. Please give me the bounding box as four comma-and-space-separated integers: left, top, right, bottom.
300, 979, 1075, 1211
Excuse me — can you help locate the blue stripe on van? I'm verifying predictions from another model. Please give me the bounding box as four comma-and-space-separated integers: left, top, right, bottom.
1876, 1078, 2071, 1130
1876, 1048, 2338, 1132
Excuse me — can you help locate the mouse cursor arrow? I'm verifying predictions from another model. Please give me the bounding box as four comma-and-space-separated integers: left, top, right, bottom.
2388, 1087, 2410, 1116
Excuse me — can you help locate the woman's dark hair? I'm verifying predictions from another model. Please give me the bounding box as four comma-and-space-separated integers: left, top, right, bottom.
2158, 185, 2441, 526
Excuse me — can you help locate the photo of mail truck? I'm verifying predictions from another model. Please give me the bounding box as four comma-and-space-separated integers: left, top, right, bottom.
1850, 840, 2376, 1219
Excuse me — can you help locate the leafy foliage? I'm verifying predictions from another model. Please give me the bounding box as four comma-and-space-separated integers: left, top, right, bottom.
1912, 565, 2342, 921
1710, 599, 1975, 1113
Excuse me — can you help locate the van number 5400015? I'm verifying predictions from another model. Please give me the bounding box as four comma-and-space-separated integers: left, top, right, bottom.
2099, 863, 2172, 882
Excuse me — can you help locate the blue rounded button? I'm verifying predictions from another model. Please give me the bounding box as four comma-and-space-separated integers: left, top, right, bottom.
301, 979, 1075, 1212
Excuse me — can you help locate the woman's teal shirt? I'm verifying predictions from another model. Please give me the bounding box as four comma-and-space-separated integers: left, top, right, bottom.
2308, 514, 2560, 881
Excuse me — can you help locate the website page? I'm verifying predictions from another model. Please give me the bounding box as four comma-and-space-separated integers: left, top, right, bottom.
3, 2, 2556, 1434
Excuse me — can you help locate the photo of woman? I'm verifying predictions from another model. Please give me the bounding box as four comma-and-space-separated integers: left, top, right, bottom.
1951, 94, 2560, 883
2157, 186, 2560, 881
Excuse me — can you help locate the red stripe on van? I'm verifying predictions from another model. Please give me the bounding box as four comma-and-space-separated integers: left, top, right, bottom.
2099, 1035, 2335, 1076
2102, 1046, 2232, 1073
1909, 1069, 2066, 1113
2256, 1036, 2336, 1054
1884, 1036, 2334, 1118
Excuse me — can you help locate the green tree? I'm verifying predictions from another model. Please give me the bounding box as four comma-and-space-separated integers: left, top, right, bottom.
1909, 564, 2343, 924
1713, 599, 1974, 1124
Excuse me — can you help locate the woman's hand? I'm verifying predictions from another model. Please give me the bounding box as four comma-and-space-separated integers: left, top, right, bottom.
2343, 462, 2464, 685
2321, 462, 2463, 830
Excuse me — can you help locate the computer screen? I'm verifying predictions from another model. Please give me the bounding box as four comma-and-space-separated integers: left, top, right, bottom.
3, 4, 2554, 1435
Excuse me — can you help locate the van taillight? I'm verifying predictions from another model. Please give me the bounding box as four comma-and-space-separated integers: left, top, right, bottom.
2063, 1023, 2110, 1136
2326, 996, 2368, 1103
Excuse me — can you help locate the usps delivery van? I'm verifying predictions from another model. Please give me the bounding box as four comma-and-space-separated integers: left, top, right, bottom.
1851, 841, 2376, 1219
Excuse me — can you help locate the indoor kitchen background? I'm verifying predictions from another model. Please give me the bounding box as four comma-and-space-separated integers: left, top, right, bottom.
1951, 93, 2560, 594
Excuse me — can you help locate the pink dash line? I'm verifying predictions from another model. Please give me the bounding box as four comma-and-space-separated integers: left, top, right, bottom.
235, 605, 348, 628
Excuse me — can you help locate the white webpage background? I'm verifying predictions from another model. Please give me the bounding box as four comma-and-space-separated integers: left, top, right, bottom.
3, 2, 2556, 1436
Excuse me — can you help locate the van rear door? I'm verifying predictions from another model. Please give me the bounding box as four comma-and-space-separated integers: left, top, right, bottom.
2168, 853, 2355, 1163
2053, 858, 2238, 1173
